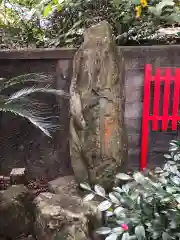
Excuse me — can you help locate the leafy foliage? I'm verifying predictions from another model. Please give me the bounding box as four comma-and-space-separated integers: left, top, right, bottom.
0, 73, 69, 137
81, 139, 180, 239
0, 0, 180, 48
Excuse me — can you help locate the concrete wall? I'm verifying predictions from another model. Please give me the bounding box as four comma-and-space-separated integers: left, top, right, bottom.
0, 46, 180, 178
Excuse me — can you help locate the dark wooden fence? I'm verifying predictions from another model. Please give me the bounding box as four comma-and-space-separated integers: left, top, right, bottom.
0, 45, 180, 179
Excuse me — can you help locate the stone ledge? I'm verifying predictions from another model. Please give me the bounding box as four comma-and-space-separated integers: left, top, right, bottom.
33, 191, 101, 240
48, 175, 79, 196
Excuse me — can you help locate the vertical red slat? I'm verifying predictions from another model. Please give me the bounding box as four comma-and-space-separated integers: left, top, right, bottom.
140, 64, 152, 170
172, 68, 180, 130
162, 68, 171, 131
152, 68, 161, 131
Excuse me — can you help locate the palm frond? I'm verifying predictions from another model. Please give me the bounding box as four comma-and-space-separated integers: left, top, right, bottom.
0, 73, 55, 91
0, 100, 61, 137
0, 75, 69, 137
6, 86, 69, 102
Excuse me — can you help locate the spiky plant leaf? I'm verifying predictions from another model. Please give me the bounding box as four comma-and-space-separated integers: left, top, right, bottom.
0, 73, 55, 90
0, 94, 61, 137
0, 72, 69, 138
0, 105, 57, 137
6, 86, 69, 102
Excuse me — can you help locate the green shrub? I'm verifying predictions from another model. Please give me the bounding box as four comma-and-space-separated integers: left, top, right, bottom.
1, 0, 180, 48
80, 140, 180, 239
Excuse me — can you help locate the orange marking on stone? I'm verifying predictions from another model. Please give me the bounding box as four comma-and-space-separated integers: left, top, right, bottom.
104, 118, 114, 145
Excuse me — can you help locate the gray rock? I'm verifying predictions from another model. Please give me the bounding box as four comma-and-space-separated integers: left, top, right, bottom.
33, 192, 101, 240
48, 175, 79, 195
70, 20, 128, 187
0, 185, 33, 239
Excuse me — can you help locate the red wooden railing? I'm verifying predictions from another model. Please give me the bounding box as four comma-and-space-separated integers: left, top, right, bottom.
140, 64, 180, 170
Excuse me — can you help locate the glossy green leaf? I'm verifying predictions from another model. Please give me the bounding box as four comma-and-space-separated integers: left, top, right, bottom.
83, 193, 95, 202
57, 4, 62, 12
94, 184, 106, 197
112, 227, 123, 235
135, 225, 146, 239
133, 172, 145, 183
80, 183, 91, 191
98, 200, 112, 212
96, 227, 112, 235
122, 232, 130, 240
43, 3, 52, 17
116, 173, 132, 180
53, 0, 58, 4
105, 233, 118, 240
164, 154, 172, 159
109, 192, 120, 204
162, 232, 171, 240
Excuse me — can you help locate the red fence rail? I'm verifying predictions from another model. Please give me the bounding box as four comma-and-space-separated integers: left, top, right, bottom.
140, 64, 180, 170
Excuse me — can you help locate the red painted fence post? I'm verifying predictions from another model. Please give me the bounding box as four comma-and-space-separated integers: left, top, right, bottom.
172, 69, 180, 131
140, 64, 152, 170
140, 65, 180, 170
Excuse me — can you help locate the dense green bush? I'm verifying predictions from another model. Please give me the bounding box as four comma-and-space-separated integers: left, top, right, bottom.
0, 0, 180, 48
81, 139, 180, 239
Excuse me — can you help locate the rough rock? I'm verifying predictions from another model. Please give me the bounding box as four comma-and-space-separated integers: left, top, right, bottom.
10, 167, 27, 185
0, 185, 33, 239
48, 175, 79, 196
33, 192, 101, 240
21, 236, 35, 240
47, 176, 102, 240
70, 20, 128, 187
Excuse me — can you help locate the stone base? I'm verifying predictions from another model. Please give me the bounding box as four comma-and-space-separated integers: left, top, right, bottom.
0, 185, 33, 239
34, 175, 102, 240
48, 175, 79, 195
0, 176, 102, 240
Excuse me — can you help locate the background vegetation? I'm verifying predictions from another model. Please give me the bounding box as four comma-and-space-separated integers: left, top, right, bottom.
0, 0, 180, 49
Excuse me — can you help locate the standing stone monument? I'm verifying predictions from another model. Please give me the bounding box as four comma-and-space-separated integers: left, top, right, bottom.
70, 21, 128, 187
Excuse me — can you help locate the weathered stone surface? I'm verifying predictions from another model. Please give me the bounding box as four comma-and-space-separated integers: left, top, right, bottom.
22, 235, 35, 240
10, 167, 26, 184
33, 192, 101, 240
70, 20, 128, 187
48, 175, 79, 195
0, 176, 10, 190
0, 185, 33, 239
